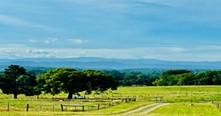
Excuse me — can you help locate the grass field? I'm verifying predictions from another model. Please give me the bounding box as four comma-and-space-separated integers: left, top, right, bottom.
148, 103, 221, 116
0, 86, 221, 115
115, 86, 221, 102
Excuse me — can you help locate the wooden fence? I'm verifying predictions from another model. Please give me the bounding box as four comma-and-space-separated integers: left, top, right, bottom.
0, 97, 136, 112
1, 103, 59, 112
51, 97, 136, 102
212, 101, 221, 110
60, 103, 117, 112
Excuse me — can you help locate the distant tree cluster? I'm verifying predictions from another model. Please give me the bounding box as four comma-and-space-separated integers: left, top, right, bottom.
0, 65, 118, 99
2, 65, 221, 99
103, 70, 158, 86
103, 69, 221, 86
153, 70, 221, 86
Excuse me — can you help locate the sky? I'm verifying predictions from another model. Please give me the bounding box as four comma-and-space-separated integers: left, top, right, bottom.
1, 0, 221, 61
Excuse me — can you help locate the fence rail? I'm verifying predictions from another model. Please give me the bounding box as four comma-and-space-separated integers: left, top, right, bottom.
0, 97, 135, 112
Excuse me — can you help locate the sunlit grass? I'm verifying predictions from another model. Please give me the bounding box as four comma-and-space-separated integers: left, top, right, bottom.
147, 103, 221, 116
1, 86, 221, 115
88, 101, 152, 115
114, 86, 221, 102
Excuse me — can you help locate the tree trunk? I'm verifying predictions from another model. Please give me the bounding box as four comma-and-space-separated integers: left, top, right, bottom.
67, 92, 73, 99
14, 93, 18, 99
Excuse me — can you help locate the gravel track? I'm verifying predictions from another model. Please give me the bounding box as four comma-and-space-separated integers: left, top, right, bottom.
112, 103, 170, 116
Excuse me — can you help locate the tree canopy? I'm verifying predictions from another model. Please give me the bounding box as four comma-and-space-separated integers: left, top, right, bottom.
37, 68, 118, 99
153, 70, 221, 86
0, 65, 38, 99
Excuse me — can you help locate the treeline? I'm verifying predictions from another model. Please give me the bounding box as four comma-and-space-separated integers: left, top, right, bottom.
0, 65, 118, 99
103, 70, 159, 86
1, 64, 221, 99
153, 70, 221, 86
104, 69, 221, 86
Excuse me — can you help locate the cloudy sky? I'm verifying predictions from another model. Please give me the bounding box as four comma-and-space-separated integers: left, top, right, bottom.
1, 0, 221, 61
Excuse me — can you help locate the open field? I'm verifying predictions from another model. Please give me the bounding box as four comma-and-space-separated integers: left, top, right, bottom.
148, 103, 221, 116
114, 86, 221, 102
1, 86, 221, 115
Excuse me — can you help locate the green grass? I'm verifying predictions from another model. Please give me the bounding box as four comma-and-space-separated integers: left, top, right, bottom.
1, 86, 221, 115
0, 102, 152, 116
147, 103, 221, 116
88, 101, 152, 115
113, 86, 221, 102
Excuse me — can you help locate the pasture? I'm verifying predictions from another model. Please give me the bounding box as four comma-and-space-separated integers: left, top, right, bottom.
0, 86, 221, 115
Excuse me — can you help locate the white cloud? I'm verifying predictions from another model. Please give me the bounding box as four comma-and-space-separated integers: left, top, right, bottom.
29, 39, 38, 43
0, 44, 221, 61
44, 38, 58, 44
67, 39, 88, 44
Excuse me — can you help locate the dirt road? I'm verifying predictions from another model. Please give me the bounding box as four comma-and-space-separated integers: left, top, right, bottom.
112, 103, 170, 116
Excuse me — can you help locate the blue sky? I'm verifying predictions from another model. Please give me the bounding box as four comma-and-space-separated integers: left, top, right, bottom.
1, 0, 221, 61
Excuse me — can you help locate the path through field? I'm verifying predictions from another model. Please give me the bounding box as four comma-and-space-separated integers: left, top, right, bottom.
112, 103, 170, 116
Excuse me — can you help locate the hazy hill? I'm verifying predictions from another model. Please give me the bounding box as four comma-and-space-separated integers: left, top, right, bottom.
0, 57, 221, 70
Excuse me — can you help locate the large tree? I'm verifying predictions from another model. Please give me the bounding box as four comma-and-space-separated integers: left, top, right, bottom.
83, 70, 118, 94
153, 70, 193, 86
0, 65, 38, 99
37, 68, 118, 99
37, 68, 86, 99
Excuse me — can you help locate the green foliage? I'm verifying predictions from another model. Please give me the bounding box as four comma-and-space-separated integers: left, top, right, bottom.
0, 65, 38, 99
153, 70, 192, 86
103, 70, 157, 86
37, 68, 118, 99
153, 70, 221, 86
83, 70, 118, 93
37, 68, 85, 98
162, 70, 191, 75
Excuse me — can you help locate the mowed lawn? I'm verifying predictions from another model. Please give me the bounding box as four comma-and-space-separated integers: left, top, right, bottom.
0, 86, 221, 115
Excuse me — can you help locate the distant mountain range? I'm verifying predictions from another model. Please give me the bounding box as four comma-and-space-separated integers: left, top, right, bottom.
0, 57, 221, 70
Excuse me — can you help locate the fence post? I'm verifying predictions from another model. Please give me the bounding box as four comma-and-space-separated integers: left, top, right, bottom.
60, 104, 64, 112
52, 105, 55, 112
7, 103, 9, 111
82, 106, 84, 111
97, 104, 100, 110
26, 104, 29, 112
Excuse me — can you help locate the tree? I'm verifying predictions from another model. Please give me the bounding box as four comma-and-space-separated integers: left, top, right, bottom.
196, 70, 221, 85
18, 74, 40, 96
37, 68, 118, 99
153, 70, 193, 86
83, 70, 118, 94
37, 68, 86, 99
211, 71, 221, 85
176, 73, 195, 85
0, 65, 38, 99
103, 70, 124, 85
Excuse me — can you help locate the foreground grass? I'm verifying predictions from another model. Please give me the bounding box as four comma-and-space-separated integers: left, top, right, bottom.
88, 101, 152, 115
1, 102, 220, 116
114, 86, 221, 102
0, 102, 152, 116
0, 112, 76, 116
147, 103, 221, 116
1, 86, 221, 115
